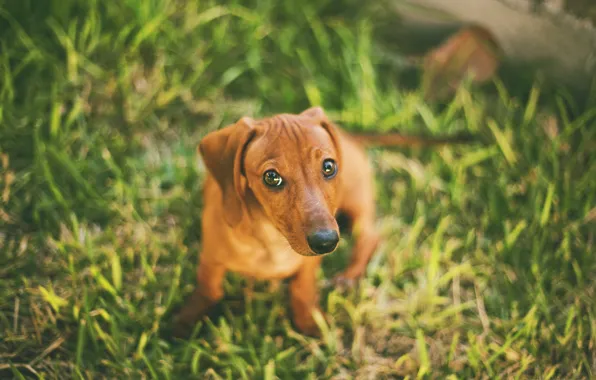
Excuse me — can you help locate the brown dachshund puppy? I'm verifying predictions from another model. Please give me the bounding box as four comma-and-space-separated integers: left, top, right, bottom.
174, 106, 469, 336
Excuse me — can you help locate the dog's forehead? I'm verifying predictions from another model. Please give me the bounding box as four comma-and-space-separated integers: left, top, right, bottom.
242, 116, 336, 174
251, 118, 332, 151
304, 122, 334, 143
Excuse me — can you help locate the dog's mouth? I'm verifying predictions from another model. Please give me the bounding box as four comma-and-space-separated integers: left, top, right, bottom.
296, 248, 337, 257
296, 249, 337, 257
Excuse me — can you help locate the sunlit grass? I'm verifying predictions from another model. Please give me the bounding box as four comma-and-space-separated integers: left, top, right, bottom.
1, 0, 595, 378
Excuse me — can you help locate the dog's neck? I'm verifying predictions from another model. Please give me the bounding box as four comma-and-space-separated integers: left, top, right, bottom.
242, 191, 275, 230
227, 190, 280, 236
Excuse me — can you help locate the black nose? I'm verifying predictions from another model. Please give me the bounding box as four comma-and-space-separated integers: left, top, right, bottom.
307, 229, 339, 255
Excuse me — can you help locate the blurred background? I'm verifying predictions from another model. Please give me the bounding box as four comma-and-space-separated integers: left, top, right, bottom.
1, 0, 595, 378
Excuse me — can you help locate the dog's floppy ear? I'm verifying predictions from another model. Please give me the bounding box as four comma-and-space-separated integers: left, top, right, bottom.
198, 117, 256, 226
301, 106, 343, 169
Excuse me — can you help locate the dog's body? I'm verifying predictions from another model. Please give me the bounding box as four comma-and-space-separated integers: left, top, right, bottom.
174, 107, 468, 336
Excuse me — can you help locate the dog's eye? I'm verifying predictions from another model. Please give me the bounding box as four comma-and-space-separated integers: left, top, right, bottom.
322, 159, 337, 178
263, 170, 284, 188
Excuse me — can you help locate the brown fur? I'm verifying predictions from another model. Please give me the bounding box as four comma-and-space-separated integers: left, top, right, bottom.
174, 106, 470, 337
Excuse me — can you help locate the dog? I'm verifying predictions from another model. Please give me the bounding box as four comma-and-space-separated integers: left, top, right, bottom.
173, 106, 471, 336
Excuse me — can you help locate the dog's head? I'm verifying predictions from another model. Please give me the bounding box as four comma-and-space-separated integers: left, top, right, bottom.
199, 106, 343, 256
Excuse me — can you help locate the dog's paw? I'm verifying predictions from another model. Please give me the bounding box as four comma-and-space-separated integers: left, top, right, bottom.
293, 307, 333, 338
293, 316, 322, 338
171, 318, 194, 339
298, 323, 322, 338
331, 274, 358, 290
166, 309, 197, 339
156, 307, 196, 341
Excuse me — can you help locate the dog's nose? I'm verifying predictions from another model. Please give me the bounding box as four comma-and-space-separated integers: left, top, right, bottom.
307, 229, 339, 255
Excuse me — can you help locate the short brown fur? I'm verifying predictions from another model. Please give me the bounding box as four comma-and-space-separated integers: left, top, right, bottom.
174, 106, 469, 336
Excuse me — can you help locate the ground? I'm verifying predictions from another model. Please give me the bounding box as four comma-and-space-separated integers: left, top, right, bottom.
0, 0, 595, 379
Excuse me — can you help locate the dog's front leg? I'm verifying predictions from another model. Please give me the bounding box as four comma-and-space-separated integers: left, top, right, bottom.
334, 207, 380, 287
338, 226, 380, 283
173, 258, 226, 336
289, 256, 323, 337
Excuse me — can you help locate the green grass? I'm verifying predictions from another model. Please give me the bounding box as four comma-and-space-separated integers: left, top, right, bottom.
1, 0, 595, 378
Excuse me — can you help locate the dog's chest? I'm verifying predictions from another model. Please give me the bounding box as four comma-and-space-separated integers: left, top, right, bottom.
227, 222, 304, 279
